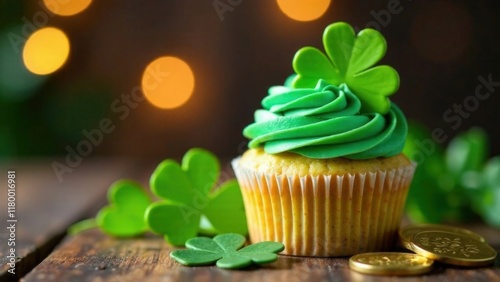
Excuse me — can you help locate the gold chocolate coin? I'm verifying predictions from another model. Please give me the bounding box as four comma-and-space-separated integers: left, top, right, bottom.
349, 252, 433, 276
410, 230, 497, 267
399, 224, 486, 251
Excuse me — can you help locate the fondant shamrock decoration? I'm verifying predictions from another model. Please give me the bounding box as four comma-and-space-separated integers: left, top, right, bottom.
145, 148, 247, 246
292, 22, 399, 114
96, 180, 152, 237
170, 233, 284, 269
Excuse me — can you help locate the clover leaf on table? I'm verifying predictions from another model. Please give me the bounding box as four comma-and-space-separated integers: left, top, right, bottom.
96, 180, 152, 237
170, 233, 284, 269
292, 22, 399, 114
145, 148, 248, 246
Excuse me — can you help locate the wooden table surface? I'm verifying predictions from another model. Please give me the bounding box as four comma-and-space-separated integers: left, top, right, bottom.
0, 159, 499, 282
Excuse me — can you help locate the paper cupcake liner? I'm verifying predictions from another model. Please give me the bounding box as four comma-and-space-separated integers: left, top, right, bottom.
232, 158, 416, 257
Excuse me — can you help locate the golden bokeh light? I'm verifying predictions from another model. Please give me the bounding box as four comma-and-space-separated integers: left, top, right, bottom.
142, 56, 195, 109
22, 27, 70, 75
43, 0, 92, 16
276, 0, 331, 22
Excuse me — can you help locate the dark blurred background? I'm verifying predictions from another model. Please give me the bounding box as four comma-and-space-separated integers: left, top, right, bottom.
1, 0, 499, 161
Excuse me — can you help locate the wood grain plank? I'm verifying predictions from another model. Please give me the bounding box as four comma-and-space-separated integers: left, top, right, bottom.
0, 159, 138, 281
22, 228, 500, 282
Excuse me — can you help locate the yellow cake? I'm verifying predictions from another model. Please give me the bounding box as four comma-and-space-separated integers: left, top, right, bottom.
233, 148, 414, 256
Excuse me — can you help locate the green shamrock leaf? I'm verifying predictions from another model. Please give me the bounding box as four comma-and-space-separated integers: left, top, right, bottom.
96, 180, 152, 237
445, 128, 488, 218
170, 233, 284, 269
145, 148, 248, 246
479, 157, 500, 227
445, 127, 489, 179
403, 122, 450, 223
292, 22, 399, 114
403, 123, 500, 227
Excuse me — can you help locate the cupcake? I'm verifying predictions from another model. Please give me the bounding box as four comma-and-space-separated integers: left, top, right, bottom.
232, 22, 415, 257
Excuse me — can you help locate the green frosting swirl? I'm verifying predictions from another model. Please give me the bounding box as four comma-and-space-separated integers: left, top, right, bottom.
243, 80, 407, 159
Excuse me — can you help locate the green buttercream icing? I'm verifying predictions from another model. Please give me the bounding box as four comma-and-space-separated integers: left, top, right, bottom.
243, 80, 407, 159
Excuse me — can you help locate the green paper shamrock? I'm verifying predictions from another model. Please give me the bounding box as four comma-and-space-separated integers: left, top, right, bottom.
292, 22, 399, 114
96, 180, 152, 237
170, 233, 284, 269
145, 148, 248, 246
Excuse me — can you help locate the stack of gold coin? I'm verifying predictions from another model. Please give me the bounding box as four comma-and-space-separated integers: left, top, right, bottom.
399, 224, 497, 267
349, 224, 497, 275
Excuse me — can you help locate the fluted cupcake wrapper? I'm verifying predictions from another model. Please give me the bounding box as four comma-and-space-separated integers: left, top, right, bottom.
232, 158, 416, 257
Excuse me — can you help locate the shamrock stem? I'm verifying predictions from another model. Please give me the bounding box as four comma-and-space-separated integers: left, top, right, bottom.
198, 215, 217, 236
67, 218, 98, 235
